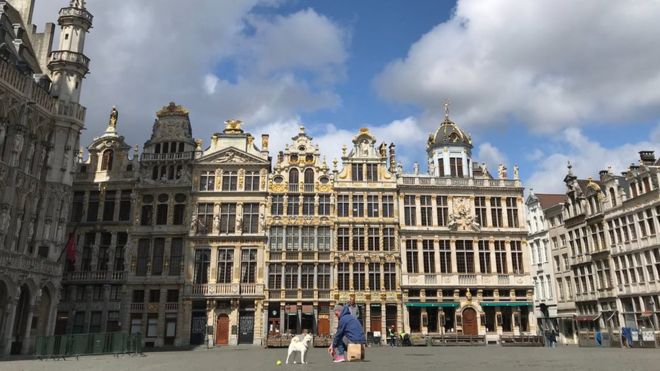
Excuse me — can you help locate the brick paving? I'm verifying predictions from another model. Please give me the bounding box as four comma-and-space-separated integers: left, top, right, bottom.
2, 345, 659, 371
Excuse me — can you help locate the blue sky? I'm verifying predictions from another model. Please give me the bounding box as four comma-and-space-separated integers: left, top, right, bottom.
33, 0, 660, 192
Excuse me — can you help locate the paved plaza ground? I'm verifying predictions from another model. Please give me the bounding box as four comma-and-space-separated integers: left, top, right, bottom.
2, 345, 659, 371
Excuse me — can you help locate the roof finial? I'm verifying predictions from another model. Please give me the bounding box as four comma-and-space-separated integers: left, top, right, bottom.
107, 106, 118, 132
567, 160, 573, 176
444, 99, 450, 120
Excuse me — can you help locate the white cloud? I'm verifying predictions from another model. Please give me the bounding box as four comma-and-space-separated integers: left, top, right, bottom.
31, 1, 349, 148
475, 142, 508, 171
526, 126, 660, 193
374, 0, 660, 134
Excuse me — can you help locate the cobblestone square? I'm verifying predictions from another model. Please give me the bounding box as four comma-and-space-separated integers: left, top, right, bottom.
4, 345, 660, 371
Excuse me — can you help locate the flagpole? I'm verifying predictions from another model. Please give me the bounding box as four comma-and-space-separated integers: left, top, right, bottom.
57, 224, 78, 264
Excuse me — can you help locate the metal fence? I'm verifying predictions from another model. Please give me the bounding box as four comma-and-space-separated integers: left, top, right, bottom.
34, 332, 142, 359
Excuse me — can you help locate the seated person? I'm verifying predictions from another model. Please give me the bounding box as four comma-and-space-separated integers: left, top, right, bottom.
328, 304, 366, 362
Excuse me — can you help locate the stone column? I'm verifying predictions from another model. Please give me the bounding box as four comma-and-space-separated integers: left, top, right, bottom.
1, 297, 18, 356
20, 303, 37, 354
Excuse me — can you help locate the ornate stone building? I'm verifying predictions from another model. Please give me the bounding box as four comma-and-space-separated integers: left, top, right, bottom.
0, 0, 91, 355
264, 127, 335, 339
398, 111, 534, 342
186, 119, 270, 346
333, 128, 402, 336
126, 102, 195, 347
56, 111, 136, 337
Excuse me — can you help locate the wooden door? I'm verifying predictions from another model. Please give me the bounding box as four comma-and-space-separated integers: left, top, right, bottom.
462, 308, 478, 336
317, 316, 330, 336
216, 314, 229, 345
370, 316, 382, 333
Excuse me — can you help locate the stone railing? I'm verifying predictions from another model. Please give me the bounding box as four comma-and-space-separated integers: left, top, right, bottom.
402, 273, 531, 287
49, 50, 90, 70
130, 303, 144, 312
399, 176, 521, 188
0, 249, 62, 277
184, 283, 264, 297
63, 270, 126, 282
55, 101, 86, 122
140, 152, 193, 161
59, 6, 94, 24
164, 303, 178, 311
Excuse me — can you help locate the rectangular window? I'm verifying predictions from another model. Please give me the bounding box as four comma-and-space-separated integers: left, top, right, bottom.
241, 249, 257, 283
404, 195, 417, 226
285, 226, 300, 251
406, 240, 419, 273
337, 195, 349, 217
422, 240, 435, 273
285, 265, 297, 289
270, 226, 284, 251
456, 240, 474, 273
438, 158, 445, 176
81, 234, 93, 272
383, 227, 395, 251
302, 196, 314, 215
87, 191, 100, 222
351, 164, 364, 181
382, 195, 394, 218
478, 241, 491, 273
369, 263, 381, 291
118, 190, 132, 221
136, 239, 150, 276
352, 195, 364, 217
156, 198, 168, 225
114, 232, 127, 271
97, 232, 111, 271
169, 238, 183, 276
368, 227, 380, 251
271, 195, 284, 215
217, 248, 234, 283
102, 190, 116, 221
301, 264, 314, 289
318, 264, 331, 289
268, 264, 282, 290
353, 227, 365, 251
109, 285, 120, 301
194, 249, 210, 284
222, 172, 237, 191
491, 197, 503, 228
495, 241, 507, 274
147, 315, 158, 337
318, 194, 331, 215
287, 195, 300, 216
90, 311, 102, 333
130, 316, 142, 336
506, 197, 519, 227
140, 196, 153, 226
71, 191, 84, 222
450, 157, 463, 177
166, 289, 179, 303
220, 203, 236, 234
151, 238, 164, 275
242, 203, 259, 233
475, 197, 487, 227
367, 195, 379, 217
132, 290, 145, 303
354, 263, 365, 291
337, 227, 349, 251
338, 263, 350, 290
301, 227, 314, 251
436, 196, 448, 226
366, 164, 378, 181
149, 289, 160, 303
244, 172, 260, 191
420, 196, 432, 226
439, 240, 451, 273
200, 171, 215, 191
511, 241, 523, 274
198, 203, 214, 234
318, 227, 331, 251
384, 263, 396, 291
92, 285, 103, 301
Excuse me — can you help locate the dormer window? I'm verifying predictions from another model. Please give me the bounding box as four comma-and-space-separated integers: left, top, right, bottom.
450, 157, 463, 177
101, 149, 113, 171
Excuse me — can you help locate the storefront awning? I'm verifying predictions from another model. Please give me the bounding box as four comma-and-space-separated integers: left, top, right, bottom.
480, 301, 533, 307
405, 302, 459, 308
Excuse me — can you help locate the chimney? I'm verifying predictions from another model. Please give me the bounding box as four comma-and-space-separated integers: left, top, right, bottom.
639, 150, 656, 165
389, 143, 396, 173
262, 134, 269, 152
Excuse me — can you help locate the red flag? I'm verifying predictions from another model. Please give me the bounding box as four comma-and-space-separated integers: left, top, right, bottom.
65, 232, 77, 263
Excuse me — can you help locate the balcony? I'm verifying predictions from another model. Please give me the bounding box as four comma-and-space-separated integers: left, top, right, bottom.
164, 303, 178, 312
59, 6, 94, 26
48, 50, 90, 72
55, 101, 86, 122
130, 303, 144, 312
497, 274, 510, 285
0, 249, 61, 277
302, 290, 314, 299
184, 283, 264, 298
302, 251, 315, 260
458, 274, 477, 285
63, 271, 126, 283
288, 184, 299, 192
402, 273, 532, 287
285, 290, 297, 299
399, 176, 522, 188
141, 152, 193, 161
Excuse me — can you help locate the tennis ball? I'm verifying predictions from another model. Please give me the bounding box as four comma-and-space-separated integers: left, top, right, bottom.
276, 360, 282, 366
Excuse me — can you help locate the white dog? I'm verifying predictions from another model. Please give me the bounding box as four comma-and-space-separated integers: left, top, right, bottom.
285, 333, 313, 364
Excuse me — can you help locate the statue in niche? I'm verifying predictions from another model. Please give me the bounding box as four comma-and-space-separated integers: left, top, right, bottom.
379, 143, 387, 157
359, 139, 370, 156
190, 214, 198, 233
12, 132, 24, 167
213, 215, 220, 233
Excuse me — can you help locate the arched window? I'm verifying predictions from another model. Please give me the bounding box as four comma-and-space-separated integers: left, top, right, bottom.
304, 168, 314, 184
101, 150, 113, 171
609, 188, 617, 207
289, 168, 299, 184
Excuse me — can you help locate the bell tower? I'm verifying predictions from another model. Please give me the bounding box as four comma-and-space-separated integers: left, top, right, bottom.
48, 0, 93, 103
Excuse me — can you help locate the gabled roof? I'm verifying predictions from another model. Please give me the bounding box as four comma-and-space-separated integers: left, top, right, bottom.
535, 193, 566, 209
196, 146, 269, 165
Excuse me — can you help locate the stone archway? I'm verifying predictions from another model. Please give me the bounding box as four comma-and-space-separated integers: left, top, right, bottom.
11, 284, 31, 354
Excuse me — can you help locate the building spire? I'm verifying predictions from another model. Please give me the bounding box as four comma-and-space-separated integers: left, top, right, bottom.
444, 99, 450, 120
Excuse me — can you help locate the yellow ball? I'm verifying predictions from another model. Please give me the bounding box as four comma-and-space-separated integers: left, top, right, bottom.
276, 360, 282, 366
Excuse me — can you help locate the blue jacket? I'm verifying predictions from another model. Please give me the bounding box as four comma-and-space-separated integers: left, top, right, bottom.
333, 305, 366, 347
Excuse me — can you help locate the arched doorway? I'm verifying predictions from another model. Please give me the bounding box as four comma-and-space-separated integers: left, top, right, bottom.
216, 314, 229, 345
36, 287, 52, 336
462, 308, 478, 336
11, 285, 31, 354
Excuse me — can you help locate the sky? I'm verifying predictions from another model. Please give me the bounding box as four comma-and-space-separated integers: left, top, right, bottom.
32, 0, 660, 193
